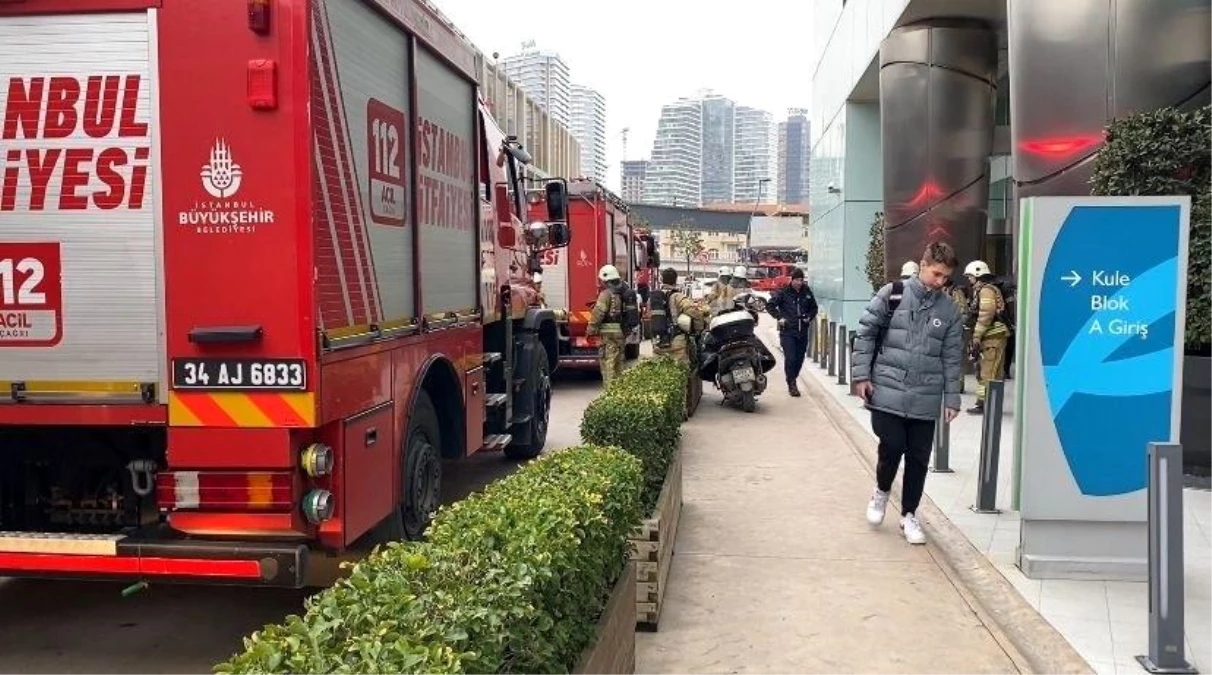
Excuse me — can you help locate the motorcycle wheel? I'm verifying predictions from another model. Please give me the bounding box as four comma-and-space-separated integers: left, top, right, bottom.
741, 391, 756, 413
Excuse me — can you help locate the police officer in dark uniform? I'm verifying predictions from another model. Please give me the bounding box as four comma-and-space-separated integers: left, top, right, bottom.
766, 267, 818, 397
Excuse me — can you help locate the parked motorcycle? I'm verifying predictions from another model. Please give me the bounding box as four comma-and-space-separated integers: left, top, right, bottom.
697, 292, 776, 412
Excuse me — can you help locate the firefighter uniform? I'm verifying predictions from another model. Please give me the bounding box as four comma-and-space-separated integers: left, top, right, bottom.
652, 284, 707, 365
704, 266, 737, 314
966, 263, 1009, 413
588, 265, 626, 386
944, 282, 968, 394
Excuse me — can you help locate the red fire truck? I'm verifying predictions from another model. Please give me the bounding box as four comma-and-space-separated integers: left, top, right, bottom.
529, 179, 657, 369
0, 0, 569, 587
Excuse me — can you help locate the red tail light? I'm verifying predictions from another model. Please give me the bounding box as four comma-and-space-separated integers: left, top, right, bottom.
155, 471, 293, 511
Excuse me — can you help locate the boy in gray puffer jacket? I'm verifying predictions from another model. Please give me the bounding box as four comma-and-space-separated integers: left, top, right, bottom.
851, 241, 964, 545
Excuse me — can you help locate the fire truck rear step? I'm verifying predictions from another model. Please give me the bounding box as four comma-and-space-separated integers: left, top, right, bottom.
479, 434, 512, 451
485, 393, 507, 409
0, 531, 126, 556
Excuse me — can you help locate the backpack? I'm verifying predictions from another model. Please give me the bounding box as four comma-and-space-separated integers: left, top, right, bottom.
620, 284, 641, 335
872, 280, 905, 356
647, 287, 674, 348
967, 278, 1016, 333
992, 277, 1017, 332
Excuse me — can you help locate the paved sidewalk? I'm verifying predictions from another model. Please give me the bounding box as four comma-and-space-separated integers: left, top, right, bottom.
788, 320, 1211, 675
635, 345, 1023, 673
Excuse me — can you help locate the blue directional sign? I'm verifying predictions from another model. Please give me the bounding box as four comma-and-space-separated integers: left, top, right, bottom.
1039, 204, 1183, 496
1015, 196, 1190, 580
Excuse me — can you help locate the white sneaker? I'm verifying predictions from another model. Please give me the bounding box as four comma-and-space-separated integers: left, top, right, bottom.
901, 513, 926, 545
865, 488, 889, 526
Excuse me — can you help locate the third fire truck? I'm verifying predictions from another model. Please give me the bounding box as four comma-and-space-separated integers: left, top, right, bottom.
530, 179, 658, 369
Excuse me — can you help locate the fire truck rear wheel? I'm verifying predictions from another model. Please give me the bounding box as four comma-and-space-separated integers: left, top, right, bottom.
401, 390, 443, 539
504, 345, 551, 460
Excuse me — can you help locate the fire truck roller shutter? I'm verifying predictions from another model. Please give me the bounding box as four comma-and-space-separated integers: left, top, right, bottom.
312, 0, 414, 334
0, 11, 163, 398
414, 46, 477, 319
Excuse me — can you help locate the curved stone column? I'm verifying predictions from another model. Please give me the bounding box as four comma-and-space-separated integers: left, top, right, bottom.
879, 20, 998, 278
1009, 0, 1211, 201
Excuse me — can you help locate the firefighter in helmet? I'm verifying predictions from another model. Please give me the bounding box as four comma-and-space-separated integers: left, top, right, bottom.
964, 260, 1009, 414
704, 265, 736, 314
650, 267, 707, 365
587, 264, 626, 386
900, 261, 920, 279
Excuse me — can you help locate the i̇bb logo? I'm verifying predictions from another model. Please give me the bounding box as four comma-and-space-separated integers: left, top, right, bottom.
367, 98, 407, 227
0, 243, 62, 347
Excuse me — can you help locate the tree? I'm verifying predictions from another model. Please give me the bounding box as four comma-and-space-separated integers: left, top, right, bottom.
669, 224, 704, 271
865, 211, 887, 295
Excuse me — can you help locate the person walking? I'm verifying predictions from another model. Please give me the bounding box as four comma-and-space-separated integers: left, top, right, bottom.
962, 260, 1010, 415
851, 242, 964, 545
587, 264, 626, 386
766, 267, 818, 397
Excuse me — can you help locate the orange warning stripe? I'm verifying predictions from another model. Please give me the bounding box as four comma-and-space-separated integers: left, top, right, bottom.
168, 392, 316, 428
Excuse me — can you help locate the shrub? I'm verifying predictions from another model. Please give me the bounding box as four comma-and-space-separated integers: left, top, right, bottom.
1091, 105, 1211, 353
866, 211, 887, 295
581, 357, 688, 513
215, 445, 644, 675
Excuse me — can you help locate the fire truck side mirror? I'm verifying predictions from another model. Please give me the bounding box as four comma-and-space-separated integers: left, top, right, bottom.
544, 180, 568, 222
547, 222, 571, 248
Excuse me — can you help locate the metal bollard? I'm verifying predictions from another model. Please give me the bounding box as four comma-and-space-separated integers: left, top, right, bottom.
1137, 442, 1198, 674
824, 321, 836, 372
826, 321, 837, 376
807, 319, 818, 361
836, 324, 848, 385
971, 379, 1004, 514
932, 397, 954, 473
812, 318, 821, 364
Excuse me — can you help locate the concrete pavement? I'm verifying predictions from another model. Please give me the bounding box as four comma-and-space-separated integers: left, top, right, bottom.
636, 338, 1029, 673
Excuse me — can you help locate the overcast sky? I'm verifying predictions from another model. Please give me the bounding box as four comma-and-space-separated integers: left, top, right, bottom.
431, 0, 814, 192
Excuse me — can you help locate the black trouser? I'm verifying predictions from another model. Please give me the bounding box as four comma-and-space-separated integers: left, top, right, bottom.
871, 409, 936, 516
779, 331, 809, 383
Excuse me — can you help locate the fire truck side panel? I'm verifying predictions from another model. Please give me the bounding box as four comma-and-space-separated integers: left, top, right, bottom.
539, 245, 569, 315
0, 11, 164, 400
313, 0, 414, 333
414, 47, 478, 320
566, 198, 603, 334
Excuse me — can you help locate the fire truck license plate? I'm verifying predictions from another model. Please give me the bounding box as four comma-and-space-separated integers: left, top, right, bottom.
172, 358, 307, 391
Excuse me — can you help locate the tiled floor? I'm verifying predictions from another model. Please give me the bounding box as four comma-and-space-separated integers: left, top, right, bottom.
791, 339, 1211, 675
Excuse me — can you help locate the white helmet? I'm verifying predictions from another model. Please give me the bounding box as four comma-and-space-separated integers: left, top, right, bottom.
964, 260, 991, 277
900, 261, 919, 278
732, 265, 747, 279
598, 264, 620, 282
718, 265, 732, 278
676, 314, 692, 332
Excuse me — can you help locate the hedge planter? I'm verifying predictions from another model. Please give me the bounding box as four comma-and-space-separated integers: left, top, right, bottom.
573, 562, 637, 674
630, 445, 683, 631
1182, 355, 1211, 472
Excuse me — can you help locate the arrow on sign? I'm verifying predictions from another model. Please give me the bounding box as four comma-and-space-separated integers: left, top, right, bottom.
1061, 270, 1082, 287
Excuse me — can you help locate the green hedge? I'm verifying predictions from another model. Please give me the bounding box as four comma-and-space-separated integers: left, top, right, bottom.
580, 357, 688, 513
866, 211, 887, 295
216, 445, 644, 675
1091, 105, 1211, 352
